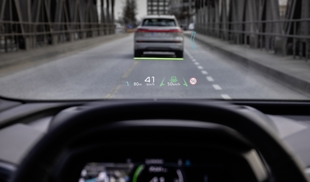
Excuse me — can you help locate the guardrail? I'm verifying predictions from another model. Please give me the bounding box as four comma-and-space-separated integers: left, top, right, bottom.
196, 19, 310, 61
0, 21, 116, 53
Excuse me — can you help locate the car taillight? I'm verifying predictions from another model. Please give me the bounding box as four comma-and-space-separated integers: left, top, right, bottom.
168, 29, 182, 33
135, 28, 149, 33
136, 28, 182, 33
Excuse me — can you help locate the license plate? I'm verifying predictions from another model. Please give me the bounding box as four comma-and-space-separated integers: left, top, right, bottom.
145, 32, 167, 37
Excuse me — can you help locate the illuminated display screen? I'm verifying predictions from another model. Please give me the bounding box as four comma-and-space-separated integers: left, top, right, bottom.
79, 158, 231, 182
126, 76, 198, 87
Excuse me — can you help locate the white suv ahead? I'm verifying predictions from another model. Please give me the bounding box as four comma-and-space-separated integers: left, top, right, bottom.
134, 15, 184, 58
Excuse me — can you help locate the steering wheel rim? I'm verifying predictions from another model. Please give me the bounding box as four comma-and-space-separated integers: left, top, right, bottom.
10, 101, 309, 182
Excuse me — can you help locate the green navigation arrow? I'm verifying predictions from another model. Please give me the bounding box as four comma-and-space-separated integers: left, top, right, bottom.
160, 78, 165, 87
183, 78, 188, 87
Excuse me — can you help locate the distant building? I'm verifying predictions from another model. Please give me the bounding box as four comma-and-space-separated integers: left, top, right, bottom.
279, 5, 287, 19
147, 0, 170, 15
279, 0, 287, 19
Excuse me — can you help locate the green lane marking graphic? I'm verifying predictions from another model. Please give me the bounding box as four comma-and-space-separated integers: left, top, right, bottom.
133, 165, 144, 182
170, 76, 178, 83
160, 78, 165, 87
183, 78, 188, 87
134, 57, 183, 60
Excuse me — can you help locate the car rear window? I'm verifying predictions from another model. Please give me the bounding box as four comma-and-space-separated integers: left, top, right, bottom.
142, 18, 176, 27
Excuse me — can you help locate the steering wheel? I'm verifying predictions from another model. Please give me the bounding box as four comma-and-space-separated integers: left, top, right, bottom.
10, 101, 309, 182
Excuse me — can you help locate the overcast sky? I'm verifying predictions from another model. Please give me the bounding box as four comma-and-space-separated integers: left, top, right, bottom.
114, 0, 147, 21
109, 0, 288, 20
279, 0, 288, 5
113, 0, 288, 19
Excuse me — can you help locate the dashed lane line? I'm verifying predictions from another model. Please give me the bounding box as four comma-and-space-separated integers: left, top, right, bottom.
221, 94, 231, 99
187, 50, 228, 100
213, 84, 222, 90
206, 76, 214, 82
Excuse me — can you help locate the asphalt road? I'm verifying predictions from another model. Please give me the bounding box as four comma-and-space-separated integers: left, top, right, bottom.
0, 33, 309, 100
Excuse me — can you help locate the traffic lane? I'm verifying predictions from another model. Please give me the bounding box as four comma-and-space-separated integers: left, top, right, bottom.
0, 33, 307, 100
183, 36, 309, 99
112, 51, 223, 99
0, 35, 136, 100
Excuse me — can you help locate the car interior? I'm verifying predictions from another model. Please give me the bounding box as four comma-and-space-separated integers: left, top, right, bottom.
1, 97, 310, 182
1, 1, 309, 182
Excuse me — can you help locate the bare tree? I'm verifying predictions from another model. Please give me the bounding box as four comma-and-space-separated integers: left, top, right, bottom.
122, 0, 137, 26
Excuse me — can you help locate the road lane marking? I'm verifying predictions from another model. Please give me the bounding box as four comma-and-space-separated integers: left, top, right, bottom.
206, 76, 214, 82
185, 50, 193, 58
122, 61, 138, 79
104, 84, 122, 99
192, 59, 196, 62
104, 61, 139, 99
197, 66, 203, 69
221, 94, 231, 99
201, 70, 208, 74
213, 84, 222, 90
194, 62, 199, 65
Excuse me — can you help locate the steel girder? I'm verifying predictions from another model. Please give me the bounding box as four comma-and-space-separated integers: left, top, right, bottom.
195, 0, 309, 59
0, 0, 115, 52
284, 0, 310, 58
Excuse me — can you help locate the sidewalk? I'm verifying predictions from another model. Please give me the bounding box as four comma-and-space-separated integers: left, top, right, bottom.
185, 32, 310, 95
0, 33, 129, 72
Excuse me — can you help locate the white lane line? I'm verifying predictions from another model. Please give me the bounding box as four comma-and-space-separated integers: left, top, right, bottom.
185, 51, 191, 57
194, 62, 200, 65
206, 76, 214, 82
201, 70, 208, 74
213, 84, 222, 90
197, 66, 204, 69
221, 94, 231, 99
192, 59, 196, 62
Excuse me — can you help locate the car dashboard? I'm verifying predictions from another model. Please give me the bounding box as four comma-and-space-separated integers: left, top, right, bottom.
0, 99, 310, 182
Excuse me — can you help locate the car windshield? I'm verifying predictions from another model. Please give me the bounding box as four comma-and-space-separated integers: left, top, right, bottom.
0, 0, 309, 101
142, 18, 176, 26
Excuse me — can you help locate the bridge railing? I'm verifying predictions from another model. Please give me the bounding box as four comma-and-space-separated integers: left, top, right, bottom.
196, 19, 310, 61
0, 21, 116, 53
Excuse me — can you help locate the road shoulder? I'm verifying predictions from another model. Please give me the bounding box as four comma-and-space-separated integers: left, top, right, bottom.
0, 33, 130, 75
